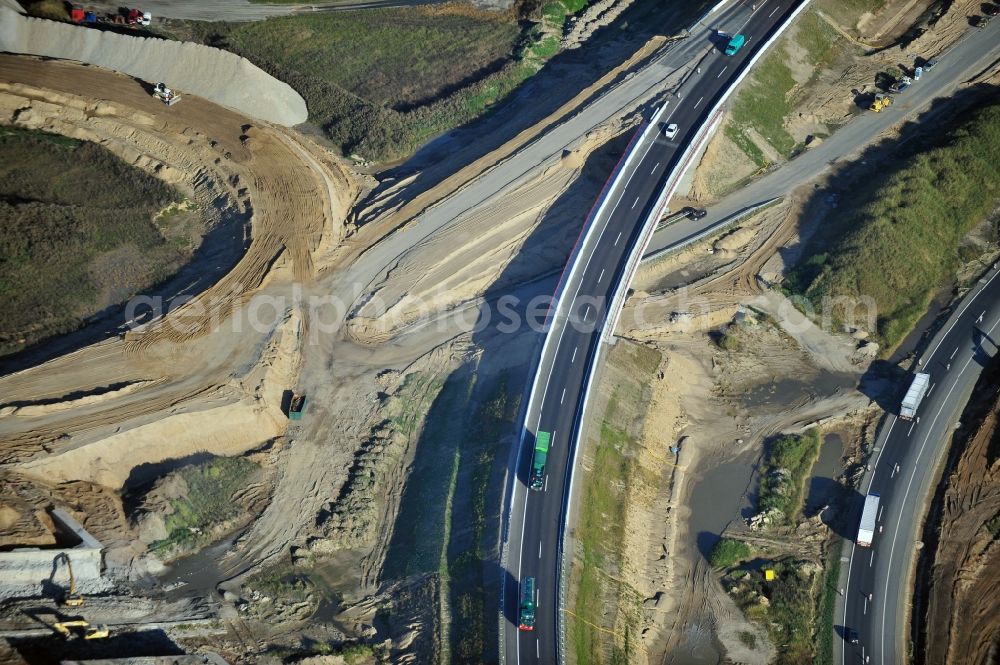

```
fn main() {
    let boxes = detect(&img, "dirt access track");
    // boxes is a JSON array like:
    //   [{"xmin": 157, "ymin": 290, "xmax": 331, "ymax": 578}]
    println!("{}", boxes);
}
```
[{"xmin": 0, "ymin": 55, "xmax": 355, "ymax": 488}]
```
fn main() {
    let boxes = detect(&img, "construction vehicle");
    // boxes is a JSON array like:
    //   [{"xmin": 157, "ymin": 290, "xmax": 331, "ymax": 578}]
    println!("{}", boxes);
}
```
[
  {"xmin": 900, "ymin": 372, "xmax": 930, "ymax": 420},
  {"xmin": 869, "ymin": 93, "xmax": 893, "ymax": 112},
  {"xmin": 518, "ymin": 577, "xmax": 536, "ymax": 631},
  {"xmin": 126, "ymin": 8, "xmax": 152, "ymax": 26},
  {"xmin": 856, "ymin": 492, "xmax": 880, "ymax": 547},
  {"xmin": 70, "ymin": 6, "xmax": 150, "ymax": 26},
  {"xmin": 529, "ymin": 431, "xmax": 550, "ymax": 491},
  {"xmin": 152, "ymin": 83, "xmax": 181, "ymax": 106},
  {"xmin": 53, "ymin": 619, "xmax": 110, "ymax": 640},
  {"xmin": 57, "ymin": 553, "xmax": 84, "ymax": 608},
  {"xmin": 288, "ymin": 393, "xmax": 307, "ymax": 420},
  {"xmin": 890, "ymin": 75, "xmax": 912, "ymax": 93}
]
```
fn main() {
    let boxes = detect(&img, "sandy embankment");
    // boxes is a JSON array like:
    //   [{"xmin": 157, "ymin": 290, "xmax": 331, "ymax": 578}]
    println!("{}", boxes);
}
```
[
  {"xmin": 0, "ymin": 56, "xmax": 359, "ymax": 491},
  {"xmin": 0, "ymin": 6, "xmax": 306, "ymax": 126}
]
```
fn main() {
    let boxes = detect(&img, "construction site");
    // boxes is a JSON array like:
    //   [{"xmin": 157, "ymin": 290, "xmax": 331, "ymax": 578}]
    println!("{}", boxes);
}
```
[{"xmin": 0, "ymin": 0, "xmax": 998, "ymax": 662}]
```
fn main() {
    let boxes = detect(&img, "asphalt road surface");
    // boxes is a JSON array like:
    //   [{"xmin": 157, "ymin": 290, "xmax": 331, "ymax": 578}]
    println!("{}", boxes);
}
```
[
  {"xmin": 501, "ymin": 2, "xmax": 805, "ymax": 663},
  {"xmin": 838, "ymin": 268, "xmax": 1000, "ymax": 665},
  {"xmin": 644, "ymin": 17, "xmax": 1000, "ymax": 259}
]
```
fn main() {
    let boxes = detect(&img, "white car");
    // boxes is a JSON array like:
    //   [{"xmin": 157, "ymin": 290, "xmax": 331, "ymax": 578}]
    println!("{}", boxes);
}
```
[{"xmin": 663, "ymin": 123, "xmax": 679, "ymax": 139}]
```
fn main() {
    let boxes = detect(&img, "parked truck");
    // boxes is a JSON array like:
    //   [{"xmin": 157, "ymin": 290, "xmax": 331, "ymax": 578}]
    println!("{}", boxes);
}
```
[
  {"xmin": 529, "ymin": 431, "xmax": 550, "ymax": 490},
  {"xmin": 900, "ymin": 372, "xmax": 930, "ymax": 420},
  {"xmin": 518, "ymin": 577, "xmax": 536, "ymax": 631},
  {"xmin": 856, "ymin": 492, "xmax": 880, "ymax": 547}
]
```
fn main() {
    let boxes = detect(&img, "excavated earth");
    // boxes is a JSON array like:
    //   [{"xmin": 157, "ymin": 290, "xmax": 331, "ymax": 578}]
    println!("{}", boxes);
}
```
[{"xmin": 919, "ymin": 358, "xmax": 1000, "ymax": 665}]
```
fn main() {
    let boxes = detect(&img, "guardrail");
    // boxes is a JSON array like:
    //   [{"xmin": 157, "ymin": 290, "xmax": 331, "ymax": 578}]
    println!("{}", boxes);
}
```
[{"xmin": 555, "ymin": 0, "xmax": 813, "ymax": 661}]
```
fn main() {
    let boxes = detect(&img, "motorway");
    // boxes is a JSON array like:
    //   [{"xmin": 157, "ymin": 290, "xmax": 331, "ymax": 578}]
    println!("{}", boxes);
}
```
[
  {"xmin": 643, "ymin": 16, "xmax": 1000, "ymax": 259},
  {"xmin": 838, "ymin": 267, "xmax": 1000, "ymax": 665},
  {"xmin": 501, "ymin": 2, "xmax": 805, "ymax": 663}
]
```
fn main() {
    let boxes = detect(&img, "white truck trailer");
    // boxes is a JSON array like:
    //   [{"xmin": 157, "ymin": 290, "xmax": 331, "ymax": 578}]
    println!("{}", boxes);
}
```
[
  {"xmin": 856, "ymin": 492, "xmax": 880, "ymax": 547},
  {"xmin": 900, "ymin": 372, "xmax": 930, "ymax": 420}
]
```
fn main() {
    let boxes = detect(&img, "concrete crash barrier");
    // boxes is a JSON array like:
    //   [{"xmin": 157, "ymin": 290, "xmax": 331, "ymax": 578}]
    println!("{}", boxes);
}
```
[{"xmin": 0, "ymin": 6, "xmax": 308, "ymax": 126}]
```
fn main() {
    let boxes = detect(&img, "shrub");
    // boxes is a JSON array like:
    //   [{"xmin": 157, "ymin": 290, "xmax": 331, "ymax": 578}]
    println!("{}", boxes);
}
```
[{"xmin": 710, "ymin": 538, "xmax": 752, "ymax": 568}]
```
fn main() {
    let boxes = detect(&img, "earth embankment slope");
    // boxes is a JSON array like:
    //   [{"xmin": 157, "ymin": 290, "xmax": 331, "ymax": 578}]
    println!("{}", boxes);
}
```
[
  {"xmin": 0, "ymin": 6, "xmax": 306, "ymax": 126},
  {"xmin": 920, "ymin": 358, "xmax": 1000, "ymax": 665},
  {"xmin": 0, "ymin": 55, "xmax": 355, "ymax": 490}
]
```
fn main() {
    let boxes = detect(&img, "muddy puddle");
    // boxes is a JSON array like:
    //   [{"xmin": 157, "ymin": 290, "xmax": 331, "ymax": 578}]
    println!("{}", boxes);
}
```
[
  {"xmin": 666, "ymin": 450, "xmax": 760, "ymax": 665},
  {"xmin": 805, "ymin": 432, "xmax": 846, "ymax": 514},
  {"xmin": 740, "ymin": 371, "xmax": 856, "ymax": 410}
]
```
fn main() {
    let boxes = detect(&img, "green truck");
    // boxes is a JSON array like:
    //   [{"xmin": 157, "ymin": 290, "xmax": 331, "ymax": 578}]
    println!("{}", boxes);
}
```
[
  {"xmin": 530, "ymin": 431, "xmax": 550, "ymax": 490},
  {"xmin": 518, "ymin": 577, "xmax": 536, "ymax": 631}
]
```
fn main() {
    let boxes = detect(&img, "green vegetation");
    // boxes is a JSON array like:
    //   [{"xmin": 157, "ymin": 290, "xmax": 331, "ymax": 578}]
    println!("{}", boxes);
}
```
[
  {"xmin": 723, "ymin": 558, "xmax": 818, "ymax": 664},
  {"xmin": 727, "ymin": 55, "xmax": 797, "ymax": 165},
  {"xmin": 571, "ymin": 342, "xmax": 661, "ymax": 665},
  {"xmin": 738, "ymin": 630, "xmax": 758, "ymax": 649},
  {"xmin": 785, "ymin": 102, "xmax": 1000, "ymax": 349},
  {"xmin": 815, "ymin": 551, "xmax": 842, "ymax": 665},
  {"xmin": 0, "ymin": 126, "xmax": 184, "ymax": 357},
  {"xmin": 709, "ymin": 538, "xmax": 753, "ymax": 568},
  {"xmin": 171, "ymin": 5, "xmax": 577, "ymax": 162},
  {"xmin": 381, "ymin": 368, "xmax": 520, "ymax": 662},
  {"xmin": 451, "ymin": 373, "xmax": 520, "ymax": 662},
  {"xmin": 726, "ymin": 8, "xmax": 849, "ymax": 168},
  {"xmin": 151, "ymin": 456, "xmax": 259, "ymax": 555},
  {"xmin": 758, "ymin": 429, "xmax": 822, "ymax": 524}
]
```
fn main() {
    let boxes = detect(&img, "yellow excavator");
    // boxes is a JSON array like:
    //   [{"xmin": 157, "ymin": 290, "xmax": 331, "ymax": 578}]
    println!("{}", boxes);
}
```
[
  {"xmin": 58, "ymin": 553, "xmax": 84, "ymax": 608},
  {"xmin": 869, "ymin": 92, "xmax": 893, "ymax": 113},
  {"xmin": 52, "ymin": 619, "xmax": 110, "ymax": 640}
]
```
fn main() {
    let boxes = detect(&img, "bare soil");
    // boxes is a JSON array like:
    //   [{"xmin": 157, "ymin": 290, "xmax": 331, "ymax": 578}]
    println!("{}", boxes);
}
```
[{"xmin": 918, "ymin": 359, "xmax": 1000, "ymax": 665}]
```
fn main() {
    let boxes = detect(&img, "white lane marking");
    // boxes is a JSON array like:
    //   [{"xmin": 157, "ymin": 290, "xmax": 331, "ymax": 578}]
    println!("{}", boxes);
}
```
[
  {"xmin": 925, "ymin": 269, "xmax": 1000, "ymax": 361},
  {"xmin": 694, "ymin": 96, "xmax": 704, "ymax": 109},
  {"xmin": 717, "ymin": 66, "xmax": 727, "ymax": 78},
  {"xmin": 598, "ymin": 268, "xmax": 605, "ymax": 283},
  {"xmin": 584, "ymin": 306, "xmax": 592, "ymax": 322},
  {"xmin": 878, "ymin": 505, "xmax": 884, "ymax": 522},
  {"xmin": 571, "ymin": 346, "xmax": 578, "ymax": 363},
  {"xmin": 870, "ymin": 550, "xmax": 875, "ymax": 567},
  {"xmin": 769, "ymin": 6, "xmax": 779, "ymax": 16},
  {"xmin": 537, "ymin": 590, "xmax": 540, "ymax": 609},
  {"xmin": 560, "ymin": 388, "xmax": 566, "ymax": 404},
  {"xmin": 651, "ymin": 162, "xmax": 660, "ymax": 174},
  {"xmin": 537, "ymin": 640, "xmax": 540, "ymax": 658},
  {"xmin": 863, "ymin": 597, "xmax": 868, "ymax": 615},
  {"xmin": 632, "ymin": 196, "xmax": 640, "ymax": 209},
  {"xmin": 544, "ymin": 476, "xmax": 548, "ymax": 492},
  {"xmin": 879, "ymin": 315, "xmax": 1000, "ymax": 660},
  {"xmin": 927, "ymin": 383, "xmax": 935, "ymax": 397},
  {"xmin": 515, "ymin": 479, "xmax": 529, "ymax": 664},
  {"xmin": 907, "ymin": 421, "xmax": 916, "ymax": 437},
  {"xmin": 614, "ymin": 232, "xmax": 622, "ymax": 246},
  {"xmin": 539, "ymin": 542, "xmax": 542, "ymax": 558}
]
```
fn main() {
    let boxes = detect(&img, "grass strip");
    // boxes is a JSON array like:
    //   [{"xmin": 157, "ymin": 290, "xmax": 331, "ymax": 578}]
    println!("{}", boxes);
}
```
[{"xmin": 784, "ymin": 102, "xmax": 1000, "ymax": 349}]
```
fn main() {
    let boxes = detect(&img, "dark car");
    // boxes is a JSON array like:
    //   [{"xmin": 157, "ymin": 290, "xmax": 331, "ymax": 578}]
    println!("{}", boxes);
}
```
[
  {"xmin": 847, "ymin": 629, "xmax": 860, "ymax": 645},
  {"xmin": 681, "ymin": 207, "xmax": 708, "ymax": 220},
  {"xmin": 972, "ymin": 14, "xmax": 992, "ymax": 27},
  {"xmin": 924, "ymin": 58, "xmax": 938, "ymax": 71},
  {"xmin": 984, "ymin": 4, "xmax": 1000, "ymax": 17}
]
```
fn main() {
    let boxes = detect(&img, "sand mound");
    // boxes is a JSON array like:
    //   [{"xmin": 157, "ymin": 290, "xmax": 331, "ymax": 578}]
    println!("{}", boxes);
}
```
[{"xmin": 0, "ymin": 7, "xmax": 306, "ymax": 126}]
